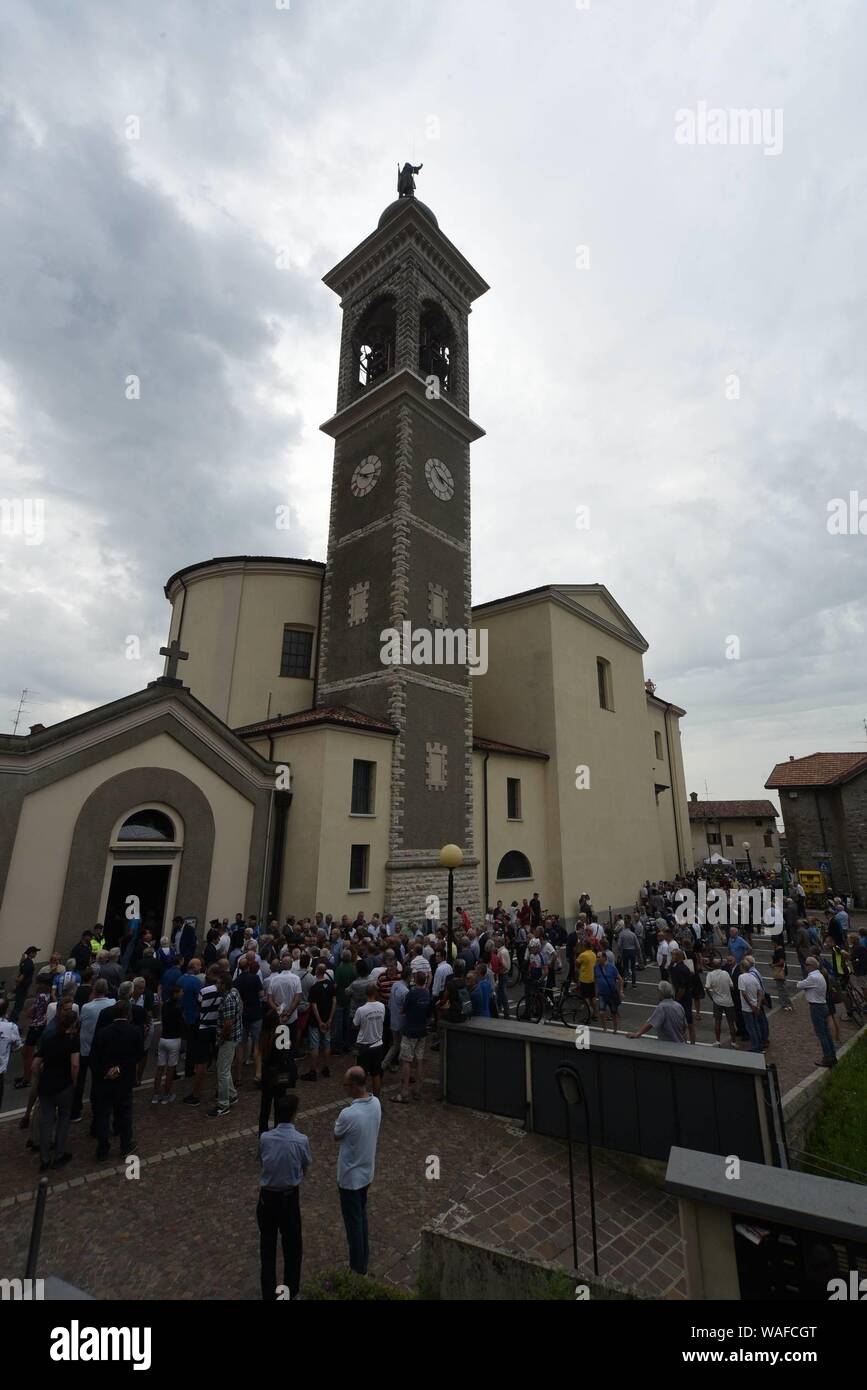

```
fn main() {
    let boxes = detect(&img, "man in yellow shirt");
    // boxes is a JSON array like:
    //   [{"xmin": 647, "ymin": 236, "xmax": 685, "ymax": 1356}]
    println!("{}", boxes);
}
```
[{"xmin": 577, "ymin": 946, "xmax": 598, "ymax": 1020}]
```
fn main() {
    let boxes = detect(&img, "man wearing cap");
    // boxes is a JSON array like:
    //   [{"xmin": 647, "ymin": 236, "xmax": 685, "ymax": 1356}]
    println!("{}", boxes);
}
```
[
  {"xmin": 11, "ymin": 946, "xmax": 39, "ymax": 1024},
  {"xmin": 70, "ymin": 930, "xmax": 94, "ymax": 975}
]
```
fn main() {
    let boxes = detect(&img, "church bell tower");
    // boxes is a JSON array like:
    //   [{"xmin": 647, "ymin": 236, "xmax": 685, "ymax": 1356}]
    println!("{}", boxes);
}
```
[{"xmin": 317, "ymin": 183, "xmax": 488, "ymax": 922}]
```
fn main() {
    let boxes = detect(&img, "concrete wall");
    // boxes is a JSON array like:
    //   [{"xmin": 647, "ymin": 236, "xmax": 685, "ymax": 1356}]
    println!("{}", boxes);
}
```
[
  {"xmin": 473, "ymin": 750, "xmax": 551, "ymax": 912},
  {"xmin": 166, "ymin": 559, "xmax": 323, "ymax": 729},
  {"xmin": 273, "ymin": 725, "xmax": 393, "ymax": 920},
  {"xmin": 417, "ymin": 1227, "xmax": 635, "ymax": 1301}
]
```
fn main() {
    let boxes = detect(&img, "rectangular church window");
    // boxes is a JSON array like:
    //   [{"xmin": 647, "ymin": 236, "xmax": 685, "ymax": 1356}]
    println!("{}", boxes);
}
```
[
  {"xmin": 654, "ymin": 731, "xmax": 663, "ymax": 760},
  {"xmin": 507, "ymin": 777, "xmax": 522, "ymax": 820},
  {"xmin": 597, "ymin": 657, "xmax": 613, "ymax": 710},
  {"xmin": 351, "ymin": 760, "xmax": 376, "ymax": 815},
  {"xmin": 349, "ymin": 843, "xmax": 370, "ymax": 891},
  {"xmin": 280, "ymin": 627, "xmax": 313, "ymax": 679}
]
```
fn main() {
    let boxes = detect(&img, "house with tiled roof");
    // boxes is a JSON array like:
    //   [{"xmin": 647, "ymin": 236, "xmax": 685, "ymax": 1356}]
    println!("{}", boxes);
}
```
[
  {"xmin": 687, "ymin": 794, "xmax": 781, "ymax": 871},
  {"xmin": 766, "ymin": 754, "xmax": 867, "ymax": 905}
]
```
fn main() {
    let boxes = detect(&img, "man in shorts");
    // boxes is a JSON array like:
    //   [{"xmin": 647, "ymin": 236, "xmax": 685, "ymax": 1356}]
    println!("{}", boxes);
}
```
[
  {"xmin": 576, "ymin": 943, "xmax": 598, "ymax": 1021},
  {"xmin": 302, "ymin": 962, "xmax": 335, "ymax": 1082},
  {"xmin": 705, "ymin": 960, "xmax": 738, "ymax": 1046},
  {"xmin": 152, "ymin": 983, "xmax": 184, "ymax": 1104},
  {"xmin": 594, "ymin": 954, "xmax": 622, "ymax": 1033},
  {"xmin": 392, "ymin": 970, "xmax": 430, "ymax": 1104},
  {"xmin": 352, "ymin": 982, "xmax": 385, "ymax": 1097}
]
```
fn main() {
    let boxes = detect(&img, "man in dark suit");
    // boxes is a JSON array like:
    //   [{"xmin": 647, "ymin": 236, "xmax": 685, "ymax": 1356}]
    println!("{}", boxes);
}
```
[{"xmin": 89, "ymin": 998, "xmax": 144, "ymax": 1159}]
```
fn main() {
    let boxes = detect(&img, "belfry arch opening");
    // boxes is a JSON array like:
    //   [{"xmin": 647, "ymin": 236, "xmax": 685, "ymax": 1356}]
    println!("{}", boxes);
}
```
[
  {"xmin": 354, "ymin": 297, "xmax": 396, "ymax": 388},
  {"xmin": 418, "ymin": 301, "xmax": 454, "ymax": 394}
]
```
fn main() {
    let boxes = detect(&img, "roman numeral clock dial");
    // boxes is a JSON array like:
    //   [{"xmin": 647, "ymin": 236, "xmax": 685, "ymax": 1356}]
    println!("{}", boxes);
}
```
[
  {"xmin": 425, "ymin": 457, "xmax": 454, "ymax": 500},
  {"xmin": 350, "ymin": 455, "xmax": 382, "ymax": 497}
]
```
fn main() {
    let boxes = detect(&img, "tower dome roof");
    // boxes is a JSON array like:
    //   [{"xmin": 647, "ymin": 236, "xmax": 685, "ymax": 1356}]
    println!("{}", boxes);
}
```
[{"xmin": 378, "ymin": 197, "xmax": 439, "ymax": 230}]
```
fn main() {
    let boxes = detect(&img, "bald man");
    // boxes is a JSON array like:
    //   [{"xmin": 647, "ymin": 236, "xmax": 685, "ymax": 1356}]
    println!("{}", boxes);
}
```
[{"xmin": 333, "ymin": 1066, "xmax": 381, "ymax": 1275}]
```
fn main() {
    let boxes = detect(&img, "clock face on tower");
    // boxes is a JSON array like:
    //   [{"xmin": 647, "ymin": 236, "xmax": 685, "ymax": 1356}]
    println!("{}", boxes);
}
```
[
  {"xmin": 425, "ymin": 457, "xmax": 455, "ymax": 501},
  {"xmin": 350, "ymin": 455, "xmax": 382, "ymax": 497}
]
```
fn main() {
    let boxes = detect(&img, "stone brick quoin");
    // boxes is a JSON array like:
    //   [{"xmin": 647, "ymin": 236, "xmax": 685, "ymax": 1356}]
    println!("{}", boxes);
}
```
[{"xmin": 385, "ymin": 863, "xmax": 481, "ymax": 925}]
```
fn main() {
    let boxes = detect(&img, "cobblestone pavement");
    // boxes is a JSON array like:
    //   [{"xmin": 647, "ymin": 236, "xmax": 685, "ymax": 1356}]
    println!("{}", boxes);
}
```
[
  {"xmin": 0, "ymin": 1062, "xmax": 684, "ymax": 1300},
  {"xmin": 434, "ymin": 1130, "xmax": 686, "ymax": 1298}
]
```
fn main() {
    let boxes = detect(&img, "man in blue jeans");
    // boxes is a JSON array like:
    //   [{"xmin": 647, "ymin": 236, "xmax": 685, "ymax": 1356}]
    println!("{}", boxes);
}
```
[
  {"xmin": 334, "ymin": 1066, "xmax": 381, "ymax": 1275},
  {"xmin": 737, "ymin": 958, "xmax": 766, "ymax": 1052},
  {"xmin": 796, "ymin": 957, "xmax": 837, "ymax": 1068}
]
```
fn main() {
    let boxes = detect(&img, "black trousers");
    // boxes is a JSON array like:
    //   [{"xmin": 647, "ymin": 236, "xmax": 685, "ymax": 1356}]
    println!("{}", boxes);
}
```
[
  {"xmin": 257, "ymin": 1187, "xmax": 302, "ymax": 1300},
  {"xmin": 71, "ymin": 1054, "xmax": 90, "ymax": 1119},
  {"xmin": 92, "ymin": 1082, "xmax": 134, "ymax": 1155}
]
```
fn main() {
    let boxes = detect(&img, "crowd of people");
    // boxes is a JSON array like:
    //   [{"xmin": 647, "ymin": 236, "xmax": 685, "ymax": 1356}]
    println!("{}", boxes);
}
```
[{"xmin": 0, "ymin": 880, "xmax": 864, "ymax": 1297}]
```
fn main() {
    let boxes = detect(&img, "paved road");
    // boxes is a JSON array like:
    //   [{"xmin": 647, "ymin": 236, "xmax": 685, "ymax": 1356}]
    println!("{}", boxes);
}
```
[{"xmin": 503, "ymin": 932, "xmax": 786, "ymax": 1049}]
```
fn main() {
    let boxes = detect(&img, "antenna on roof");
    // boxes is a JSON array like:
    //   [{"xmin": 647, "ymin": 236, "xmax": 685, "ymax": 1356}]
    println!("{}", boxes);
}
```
[{"xmin": 11, "ymin": 688, "xmax": 36, "ymax": 736}]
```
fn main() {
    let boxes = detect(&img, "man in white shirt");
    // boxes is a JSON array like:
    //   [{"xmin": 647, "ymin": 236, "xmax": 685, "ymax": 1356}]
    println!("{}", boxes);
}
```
[
  {"xmin": 334, "ymin": 1066, "xmax": 382, "ymax": 1275},
  {"xmin": 737, "ymin": 958, "xmax": 765, "ymax": 1053},
  {"xmin": 656, "ymin": 933, "xmax": 673, "ymax": 981},
  {"xmin": 431, "ymin": 951, "xmax": 453, "ymax": 1004},
  {"xmin": 0, "ymin": 999, "xmax": 22, "ymax": 1110},
  {"xmin": 705, "ymin": 965, "xmax": 737, "ymax": 1046},
  {"xmin": 265, "ymin": 963, "xmax": 302, "ymax": 1034},
  {"xmin": 352, "ymin": 983, "xmax": 386, "ymax": 1097},
  {"xmin": 796, "ymin": 957, "xmax": 837, "ymax": 1068}
]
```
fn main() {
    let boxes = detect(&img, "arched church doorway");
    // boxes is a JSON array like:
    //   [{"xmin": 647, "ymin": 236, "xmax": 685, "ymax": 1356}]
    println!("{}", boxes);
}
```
[{"xmin": 99, "ymin": 806, "xmax": 183, "ymax": 949}]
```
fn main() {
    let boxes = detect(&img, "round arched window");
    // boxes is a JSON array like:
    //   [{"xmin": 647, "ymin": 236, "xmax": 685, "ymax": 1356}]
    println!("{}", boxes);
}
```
[
  {"xmin": 117, "ymin": 809, "xmax": 176, "ymax": 842},
  {"xmin": 496, "ymin": 850, "xmax": 532, "ymax": 880}
]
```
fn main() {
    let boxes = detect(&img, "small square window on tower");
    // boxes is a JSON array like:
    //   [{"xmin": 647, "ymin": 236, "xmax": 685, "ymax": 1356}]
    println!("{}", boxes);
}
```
[
  {"xmin": 348, "ymin": 581, "xmax": 370, "ymax": 627},
  {"xmin": 426, "ymin": 741, "xmax": 447, "ymax": 791},
  {"xmin": 428, "ymin": 582, "xmax": 448, "ymax": 627}
]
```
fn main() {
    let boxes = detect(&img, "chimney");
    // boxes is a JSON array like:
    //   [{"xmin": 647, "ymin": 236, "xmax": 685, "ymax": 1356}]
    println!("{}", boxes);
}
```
[
  {"xmin": 689, "ymin": 791, "xmax": 698, "ymax": 802},
  {"xmin": 789, "ymin": 755, "xmax": 795, "ymax": 761},
  {"xmin": 29, "ymin": 723, "xmax": 45, "ymax": 734}
]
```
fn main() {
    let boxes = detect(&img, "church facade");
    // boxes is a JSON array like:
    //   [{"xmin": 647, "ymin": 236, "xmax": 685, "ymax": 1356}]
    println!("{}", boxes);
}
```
[{"xmin": 0, "ymin": 195, "xmax": 690, "ymax": 971}]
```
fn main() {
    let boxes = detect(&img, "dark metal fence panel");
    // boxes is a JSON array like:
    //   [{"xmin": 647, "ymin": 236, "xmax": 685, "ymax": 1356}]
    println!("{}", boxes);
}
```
[{"xmin": 444, "ymin": 1020, "xmax": 773, "ymax": 1164}]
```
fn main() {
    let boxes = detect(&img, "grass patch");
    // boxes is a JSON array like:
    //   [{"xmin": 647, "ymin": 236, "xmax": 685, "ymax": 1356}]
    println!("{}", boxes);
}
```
[
  {"xmin": 301, "ymin": 1269, "xmax": 415, "ymax": 1301},
  {"xmin": 802, "ymin": 1033, "xmax": 867, "ymax": 1184}
]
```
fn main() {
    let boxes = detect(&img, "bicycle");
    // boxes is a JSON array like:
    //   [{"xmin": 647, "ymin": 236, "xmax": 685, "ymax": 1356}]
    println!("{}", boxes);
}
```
[
  {"xmin": 844, "ymin": 978, "xmax": 865, "ymax": 1028},
  {"xmin": 515, "ymin": 980, "xmax": 590, "ymax": 1028}
]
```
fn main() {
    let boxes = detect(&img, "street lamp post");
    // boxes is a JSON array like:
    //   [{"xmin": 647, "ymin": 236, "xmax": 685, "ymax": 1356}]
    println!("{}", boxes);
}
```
[
  {"xmin": 742, "ymin": 841, "xmax": 753, "ymax": 879},
  {"xmin": 554, "ymin": 1065, "xmax": 600, "ymax": 1277},
  {"xmin": 439, "ymin": 844, "xmax": 463, "ymax": 963}
]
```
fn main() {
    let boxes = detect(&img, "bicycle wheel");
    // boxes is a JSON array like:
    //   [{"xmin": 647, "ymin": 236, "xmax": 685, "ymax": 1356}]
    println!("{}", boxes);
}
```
[
  {"xmin": 515, "ymin": 995, "xmax": 529, "ymax": 1022},
  {"xmin": 557, "ymin": 989, "xmax": 581, "ymax": 1027},
  {"xmin": 508, "ymin": 958, "xmax": 520, "ymax": 986},
  {"xmin": 529, "ymin": 990, "xmax": 545, "ymax": 1024}
]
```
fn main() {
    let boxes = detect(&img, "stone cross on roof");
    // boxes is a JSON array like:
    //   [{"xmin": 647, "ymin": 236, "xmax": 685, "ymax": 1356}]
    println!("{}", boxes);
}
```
[{"xmin": 159, "ymin": 639, "xmax": 189, "ymax": 682}]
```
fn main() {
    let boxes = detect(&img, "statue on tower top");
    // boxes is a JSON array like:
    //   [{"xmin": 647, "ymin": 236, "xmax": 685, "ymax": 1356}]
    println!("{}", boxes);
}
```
[{"xmin": 397, "ymin": 161, "xmax": 423, "ymax": 198}]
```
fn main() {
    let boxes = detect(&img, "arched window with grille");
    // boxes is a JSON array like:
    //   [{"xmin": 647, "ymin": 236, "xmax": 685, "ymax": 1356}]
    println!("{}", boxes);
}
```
[{"xmin": 496, "ymin": 850, "xmax": 532, "ymax": 880}]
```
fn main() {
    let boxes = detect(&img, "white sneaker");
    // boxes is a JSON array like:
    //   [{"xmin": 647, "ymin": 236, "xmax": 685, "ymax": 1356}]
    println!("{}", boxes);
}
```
[{"xmin": 151, "ymin": 1094, "xmax": 162, "ymax": 1105}]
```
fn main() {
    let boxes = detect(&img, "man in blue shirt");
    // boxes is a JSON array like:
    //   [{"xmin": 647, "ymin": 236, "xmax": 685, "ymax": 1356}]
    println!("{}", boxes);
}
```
[
  {"xmin": 178, "ymin": 960, "xmax": 203, "ymax": 1079},
  {"xmin": 727, "ymin": 927, "xmax": 750, "ymax": 965},
  {"xmin": 470, "ymin": 963, "xmax": 493, "ymax": 1018},
  {"xmin": 392, "ymin": 970, "xmax": 429, "ymax": 1104},
  {"xmin": 334, "ymin": 1067, "xmax": 381, "ymax": 1275},
  {"xmin": 257, "ymin": 1093, "xmax": 311, "ymax": 1301}
]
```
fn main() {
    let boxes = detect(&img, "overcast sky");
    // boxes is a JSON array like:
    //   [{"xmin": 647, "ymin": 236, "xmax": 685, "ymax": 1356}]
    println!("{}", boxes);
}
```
[{"xmin": 2, "ymin": 0, "xmax": 866, "ymax": 813}]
